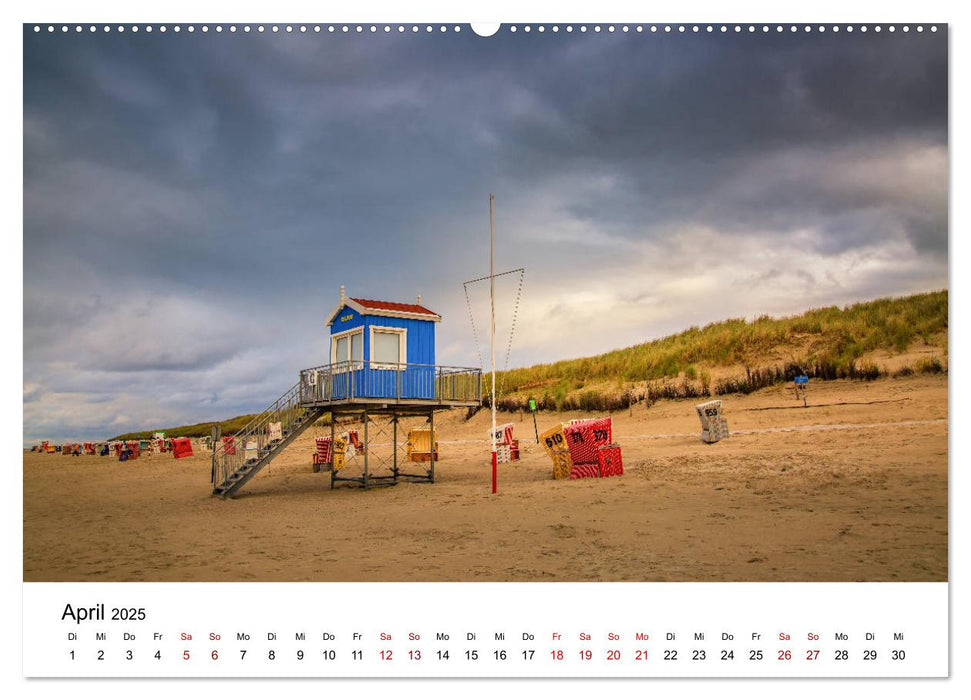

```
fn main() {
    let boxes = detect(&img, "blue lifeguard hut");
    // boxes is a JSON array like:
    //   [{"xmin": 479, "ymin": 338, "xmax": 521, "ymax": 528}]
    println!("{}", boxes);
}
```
[
  {"xmin": 210, "ymin": 285, "xmax": 482, "ymax": 497},
  {"xmin": 322, "ymin": 285, "xmax": 440, "ymax": 401}
]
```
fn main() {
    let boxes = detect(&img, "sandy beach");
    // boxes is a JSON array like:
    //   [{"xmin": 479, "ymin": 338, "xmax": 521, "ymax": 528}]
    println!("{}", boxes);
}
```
[{"xmin": 23, "ymin": 375, "xmax": 947, "ymax": 582}]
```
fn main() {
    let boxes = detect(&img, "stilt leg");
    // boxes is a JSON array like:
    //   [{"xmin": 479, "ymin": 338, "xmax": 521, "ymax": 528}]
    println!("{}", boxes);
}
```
[
  {"xmin": 429, "ymin": 410, "xmax": 435, "ymax": 484},
  {"xmin": 393, "ymin": 416, "xmax": 399, "ymax": 483},
  {"xmin": 363, "ymin": 410, "xmax": 369, "ymax": 490},
  {"xmin": 330, "ymin": 413, "xmax": 336, "ymax": 489}
]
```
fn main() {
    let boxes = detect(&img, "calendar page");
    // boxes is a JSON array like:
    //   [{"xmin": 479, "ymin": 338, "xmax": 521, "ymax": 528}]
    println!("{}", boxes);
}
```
[{"xmin": 15, "ymin": 0, "xmax": 961, "ymax": 695}]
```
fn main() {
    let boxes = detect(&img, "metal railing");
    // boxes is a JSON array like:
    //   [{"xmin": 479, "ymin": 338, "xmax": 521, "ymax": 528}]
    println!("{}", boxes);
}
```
[
  {"xmin": 299, "ymin": 360, "xmax": 482, "ymax": 405},
  {"xmin": 211, "ymin": 381, "xmax": 311, "ymax": 489}
]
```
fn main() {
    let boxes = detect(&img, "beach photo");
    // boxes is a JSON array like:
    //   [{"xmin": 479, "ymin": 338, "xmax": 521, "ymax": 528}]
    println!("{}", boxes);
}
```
[{"xmin": 23, "ymin": 23, "xmax": 947, "ymax": 583}]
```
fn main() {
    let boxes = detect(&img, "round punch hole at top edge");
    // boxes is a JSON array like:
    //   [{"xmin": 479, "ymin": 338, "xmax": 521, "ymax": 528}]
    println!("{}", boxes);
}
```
[{"xmin": 471, "ymin": 22, "xmax": 501, "ymax": 37}]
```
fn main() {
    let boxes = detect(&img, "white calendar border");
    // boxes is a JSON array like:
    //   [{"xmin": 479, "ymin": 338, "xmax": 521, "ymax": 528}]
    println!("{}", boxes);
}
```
[{"xmin": 5, "ymin": 0, "xmax": 964, "ymax": 696}]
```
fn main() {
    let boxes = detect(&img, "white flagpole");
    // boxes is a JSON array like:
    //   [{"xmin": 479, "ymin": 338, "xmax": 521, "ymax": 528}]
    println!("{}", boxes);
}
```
[{"xmin": 490, "ymin": 194, "xmax": 497, "ymax": 494}]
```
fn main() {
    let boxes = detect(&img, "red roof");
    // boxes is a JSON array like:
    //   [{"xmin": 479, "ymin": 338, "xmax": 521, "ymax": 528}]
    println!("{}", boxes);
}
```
[{"xmin": 350, "ymin": 297, "xmax": 439, "ymax": 316}]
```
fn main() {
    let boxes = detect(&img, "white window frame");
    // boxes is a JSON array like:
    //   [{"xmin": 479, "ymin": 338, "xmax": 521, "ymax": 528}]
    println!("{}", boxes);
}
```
[
  {"xmin": 331, "ymin": 327, "xmax": 364, "ymax": 371},
  {"xmin": 369, "ymin": 325, "xmax": 407, "ymax": 370}
]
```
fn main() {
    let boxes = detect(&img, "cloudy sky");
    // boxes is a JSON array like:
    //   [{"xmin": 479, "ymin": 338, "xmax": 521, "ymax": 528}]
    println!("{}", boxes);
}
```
[{"xmin": 23, "ymin": 25, "xmax": 947, "ymax": 443}]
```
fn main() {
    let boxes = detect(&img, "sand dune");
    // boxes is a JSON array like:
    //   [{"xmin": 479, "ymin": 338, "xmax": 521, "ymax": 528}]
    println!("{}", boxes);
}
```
[{"xmin": 23, "ymin": 375, "xmax": 947, "ymax": 582}]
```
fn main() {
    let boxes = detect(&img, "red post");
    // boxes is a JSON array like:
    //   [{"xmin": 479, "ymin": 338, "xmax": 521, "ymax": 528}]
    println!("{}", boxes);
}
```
[{"xmin": 492, "ymin": 450, "xmax": 498, "ymax": 494}]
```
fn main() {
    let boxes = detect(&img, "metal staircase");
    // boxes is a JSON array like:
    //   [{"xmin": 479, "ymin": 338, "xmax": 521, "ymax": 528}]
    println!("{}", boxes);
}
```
[{"xmin": 211, "ymin": 382, "xmax": 325, "ymax": 498}]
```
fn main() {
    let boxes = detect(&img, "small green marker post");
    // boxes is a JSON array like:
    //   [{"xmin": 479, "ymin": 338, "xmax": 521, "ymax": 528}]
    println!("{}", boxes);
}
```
[{"xmin": 529, "ymin": 398, "xmax": 539, "ymax": 443}]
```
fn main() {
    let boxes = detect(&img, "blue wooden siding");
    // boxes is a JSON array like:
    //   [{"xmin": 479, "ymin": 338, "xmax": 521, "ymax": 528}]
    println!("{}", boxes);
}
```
[
  {"xmin": 328, "ymin": 306, "xmax": 437, "ymax": 400},
  {"xmin": 361, "ymin": 314, "xmax": 436, "ymax": 366}
]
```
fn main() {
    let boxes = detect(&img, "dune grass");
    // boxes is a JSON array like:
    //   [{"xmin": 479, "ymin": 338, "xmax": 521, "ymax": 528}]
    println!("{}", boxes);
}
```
[{"xmin": 492, "ymin": 290, "xmax": 947, "ymax": 411}]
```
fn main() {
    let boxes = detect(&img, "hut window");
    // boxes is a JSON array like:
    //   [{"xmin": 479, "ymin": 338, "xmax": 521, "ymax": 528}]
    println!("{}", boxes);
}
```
[
  {"xmin": 332, "ymin": 329, "xmax": 364, "ymax": 368},
  {"xmin": 335, "ymin": 336, "xmax": 348, "ymax": 365},
  {"xmin": 370, "ymin": 326, "xmax": 407, "ymax": 368}
]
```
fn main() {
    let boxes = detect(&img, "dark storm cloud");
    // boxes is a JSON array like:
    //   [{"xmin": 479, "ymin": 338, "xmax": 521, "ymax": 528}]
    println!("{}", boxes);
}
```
[{"xmin": 23, "ymin": 26, "xmax": 947, "ymax": 443}]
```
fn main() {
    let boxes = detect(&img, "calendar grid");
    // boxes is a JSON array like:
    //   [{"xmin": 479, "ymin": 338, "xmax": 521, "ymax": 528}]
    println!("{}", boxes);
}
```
[{"xmin": 23, "ymin": 582, "xmax": 948, "ymax": 678}]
